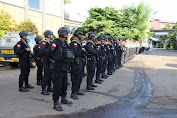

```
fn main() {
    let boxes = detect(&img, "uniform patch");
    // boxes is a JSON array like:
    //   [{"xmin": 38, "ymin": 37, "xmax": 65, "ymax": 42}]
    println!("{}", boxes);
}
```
[
  {"xmin": 17, "ymin": 44, "xmax": 21, "ymax": 48},
  {"xmin": 108, "ymin": 45, "xmax": 110, "ymax": 48},
  {"xmin": 42, "ymin": 42, "xmax": 46, "ymax": 45},
  {"xmin": 92, "ymin": 45, "xmax": 94, "ymax": 48},
  {"xmin": 115, "ymin": 44, "xmax": 116, "ymax": 46},
  {"xmin": 74, "ymin": 43, "xmax": 78, "ymax": 47},
  {"xmin": 51, "ymin": 43, "xmax": 57, "ymax": 48},
  {"xmin": 98, "ymin": 45, "xmax": 101, "ymax": 48},
  {"xmin": 38, "ymin": 46, "xmax": 40, "ymax": 49}
]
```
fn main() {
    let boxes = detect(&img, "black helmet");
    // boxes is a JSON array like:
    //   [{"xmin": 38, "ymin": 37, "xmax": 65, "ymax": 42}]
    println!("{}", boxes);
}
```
[
  {"xmin": 35, "ymin": 36, "xmax": 43, "ymax": 44},
  {"xmin": 73, "ymin": 29, "xmax": 83, "ymax": 37},
  {"xmin": 104, "ymin": 35, "xmax": 109, "ymax": 39},
  {"xmin": 118, "ymin": 38, "xmax": 123, "ymax": 41},
  {"xmin": 58, "ymin": 27, "xmax": 70, "ymax": 36},
  {"xmin": 19, "ymin": 31, "xmax": 28, "ymax": 37},
  {"xmin": 113, "ymin": 37, "xmax": 118, "ymax": 41},
  {"xmin": 97, "ymin": 36, "xmax": 104, "ymax": 41},
  {"xmin": 81, "ymin": 37, "xmax": 85, "ymax": 41},
  {"xmin": 108, "ymin": 37, "xmax": 113, "ymax": 41},
  {"xmin": 88, "ymin": 32, "xmax": 96, "ymax": 39},
  {"xmin": 44, "ymin": 30, "xmax": 53, "ymax": 37}
]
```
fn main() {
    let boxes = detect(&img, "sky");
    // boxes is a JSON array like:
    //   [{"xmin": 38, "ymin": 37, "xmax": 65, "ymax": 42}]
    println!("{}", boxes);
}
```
[{"xmin": 64, "ymin": 0, "xmax": 177, "ymax": 23}]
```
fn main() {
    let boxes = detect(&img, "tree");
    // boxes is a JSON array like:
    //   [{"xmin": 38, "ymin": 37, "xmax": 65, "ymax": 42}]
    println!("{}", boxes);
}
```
[
  {"xmin": 81, "ymin": 1, "xmax": 152, "ymax": 41},
  {"xmin": 17, "ymin": 19, "xmax": 39, "ymax": 35},
  {"xmin": 0, "ymin": 9, "xmax": 17, "ymax": 39},
  {"xmin": 64, "ymin": 0, "xmax": 70, "ymax": 4}
]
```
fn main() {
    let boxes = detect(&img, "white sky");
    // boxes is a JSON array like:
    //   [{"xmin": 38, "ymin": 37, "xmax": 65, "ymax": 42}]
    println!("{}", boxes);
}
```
[{"xmin": 64, "ymin": 0, "xmax": 177, "ymax": 23}]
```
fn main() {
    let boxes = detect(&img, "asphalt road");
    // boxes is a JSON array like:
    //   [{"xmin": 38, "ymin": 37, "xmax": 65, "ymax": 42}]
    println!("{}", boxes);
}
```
[{"xmin": 1, "ymin": 49, "xmax": 177, "ymax": 118}]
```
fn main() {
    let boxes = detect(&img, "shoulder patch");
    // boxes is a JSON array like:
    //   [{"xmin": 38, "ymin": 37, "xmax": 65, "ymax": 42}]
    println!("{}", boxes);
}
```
[
  {"xmin": 92, "ymin": 45, "xmax": 94, "ymax": 48},
  {"xmin": 51, "ymin": 43, "xmax": 57, "ymax": 48},
  {"xmin": 38, "ymin": 45, "xmax": 40, "ymax": 49},
  {"xmin": 74, "ymin": 43, "xmax": 78, "ymax": 47},
  {"xmin": 42, "ymin": 42, "xmax": 46, "ymax": 45},
  {"xmin": 97, "ymin": 45, "xmax": 101, "ymax": 48},
  {"xmin": 17, "ymin": 44, "xmax": 21, "ymax": 48}
]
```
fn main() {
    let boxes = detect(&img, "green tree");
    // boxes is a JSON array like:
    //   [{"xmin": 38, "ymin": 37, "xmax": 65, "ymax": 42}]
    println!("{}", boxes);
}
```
[
  {"xmin": 0, "ymin": 9, "xmax": 17, "ymax": 39},
  {"xmin": 17, "ymin": 19, "xmax": 39, "ymax": 35},
  {"xmin": 64, "ymin": 0, "xmax": 70, "ymax": 4}
]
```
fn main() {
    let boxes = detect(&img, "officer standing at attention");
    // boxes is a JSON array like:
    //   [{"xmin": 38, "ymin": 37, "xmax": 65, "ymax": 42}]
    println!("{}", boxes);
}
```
[
  {"xmin": 47, "ymin": 27, "xmax": 72, "ymax": 111},
  {"xmin": 16, "ymin": 31, "xmax": 34, "ymax": 92},
  {"xmin": 101, "ymin": 35, "xmax": 109, "ymax": 79},
  {"xmin": 33, "ymin": 36, "xmax": 43, "ymax": 85},
  {"xmin": 95, "ymin": 36, "xmax": 105, "ymax": 84},
  {"xmin": 107, "ymin": 37, "xmax": 113, "ymax": 75},
  {"xmin": 40, "ymin": 30, "xmax": 54, "ymax": 95},
  {"xmin": 70, "ymin": 29, "xmax": 86, "ymax": 100},
  {"xmin": 85, "ymin": 32, "xmax": 98, "ymax": 90}
]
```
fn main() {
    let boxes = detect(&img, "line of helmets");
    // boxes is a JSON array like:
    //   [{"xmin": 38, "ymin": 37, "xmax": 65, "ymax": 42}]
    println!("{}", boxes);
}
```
[{"xmin": 19, "ymin": 27, "xmax": 123, "ymax": 45}]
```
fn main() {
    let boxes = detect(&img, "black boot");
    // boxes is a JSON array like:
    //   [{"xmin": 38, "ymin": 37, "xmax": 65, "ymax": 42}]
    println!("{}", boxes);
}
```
[
  {"xmin": 86, "ymin": 86, "xmax": 95, "ymax": 90},
  {"xmin": 107, "ymin": 72, "xmax": 112, "ymax": 75},
  {"xmin": 76, "ymin": 90, "xmax": 86, "ymax": 95},
  {"xmin": 53, "ymin": 100, "xmax": 63, "ymax": 111},
  {"xmin": 41, "ymin": 89, "xmax": 50, "ymax": 95},
  {"xmin": 95, "ymin": 80, "xmax": 102, "ymax": 84},
  {"xmin": 47, "ymin": 87, "xmax": 53, "ymax": 92},
  {"xmin": 36, "ymin": 81, "xmax": 42, "ymax": 85},
  {"xmin": 61, "ymin": 97, "xmax": 73, "ymax": 104},
  {"xmin": 71, "ymin": 92, "xmax": 79, "ymax": 99},
  {"xmin": 25, "ymin": 84, "xmax": 34, "ymax": 89},
  {"xmin": 19, "ymin": 87, "xmax": 29, "ymax": 92},
  {"xmin": 91, "ymin": 83, "xmax": 97, "ymax": 87},
  {"xmin": 98, "ymin": 79, "xmax": 104, "ymax": 82}
]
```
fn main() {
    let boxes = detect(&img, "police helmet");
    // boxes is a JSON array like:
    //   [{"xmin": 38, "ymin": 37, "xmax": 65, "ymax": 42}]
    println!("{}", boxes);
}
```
[
  {"xmin": 70, "ymin": 36, "xmax": 75, "ymax": 41},
  {"xmin": 35, "ymin": 36, "xmax": 43, "ymax": 44},
  {"xmin": 97, "ymin": 36, "xmax": 104, "ymax": 41},
  {"xmin": 44, "ymin": 30, "xmax": 53, "ymax": 37},
  {"xmin": 19, "ymin": 31, "xmax": 28, "ymax": 37},
  {"xmin": 53, "ymin": 35, "xmax": 56, "ymax": 39},
  {"xmin": 108, "ymin": 37, "xmax": 113, "ymax": 41},
  {"xmin": 81, "ymin": 37, "xmax": 85, "ymax": 41},
  {"xmin": 104, "ymin": 35, "xmax": 109, "ymax": 39},
  {"xmin": 73, "ymin": 29, "xmax": 83, "ymax": 37},
  {"xmin": 88, "ymin": 32, "xmax": 96, "ymax": 39},
  {"xmin": 58, "ymin": 27, "xmax": 70, "ymax": 36},
  {"xmin": 113, "ymin": 37, "xmax": 118, "ymax": 41}
]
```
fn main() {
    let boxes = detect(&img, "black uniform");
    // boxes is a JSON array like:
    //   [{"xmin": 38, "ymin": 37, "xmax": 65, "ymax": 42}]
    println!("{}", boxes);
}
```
[
  {"xmin": 101, "ymin": 43, "xmax": 108, "ymax": 77},
  {"xmin": 107, "ymin": 43, "xmax": 113, "ymax": 74},
  {"xmin": 95, "ymin": 43, "xmax": 104, "ymax": 81},
  {"xmin": 85, "ymin": 42, "xmax": 97, "ymax": 88},
  {"xmin": 16, "ymin": 40, "xmax": 30, "ymax": 89},
  {"xmin": 33, "ymin": 44, "xmax": 43, "ymax": 84},
  {"xmin": 70, "ymin": 40, "xmax": 84, "ymax": 93},
  {"xmin": 40, "ymin": 40, "xmax": 52, "ymax": 92},
  {"xmin": 112, "ymin": 41, "xmax": 118, "ymax": 69},
  {"xmin": 47, "ymin": 38, "xmax": 70, "ymax": 102}
]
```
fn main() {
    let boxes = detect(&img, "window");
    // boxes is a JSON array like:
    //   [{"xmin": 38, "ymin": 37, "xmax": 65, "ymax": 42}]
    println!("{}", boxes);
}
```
[{"xmin": 28, "ymin": 0, "xmax": 40, "ymax": 10}]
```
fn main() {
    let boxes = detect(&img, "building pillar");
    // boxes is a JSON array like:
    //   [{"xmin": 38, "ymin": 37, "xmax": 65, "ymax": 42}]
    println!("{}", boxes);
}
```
[
  {"xmin": 61, "ymin": 0, "xmax": 64, "ymax": 27},
  {"xmin": 24, "ymin": 0, "xmax": 28, "ymax": 19},
  {"xmin": 42, "ymin": 0, "xmax": 46, "ymax": 32}
]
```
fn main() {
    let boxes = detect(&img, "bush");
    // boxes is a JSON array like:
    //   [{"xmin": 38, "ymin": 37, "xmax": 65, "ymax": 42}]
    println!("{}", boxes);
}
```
[{"xmin": 17, "ymin": 19, "xmax": 39, "ymax": 35}]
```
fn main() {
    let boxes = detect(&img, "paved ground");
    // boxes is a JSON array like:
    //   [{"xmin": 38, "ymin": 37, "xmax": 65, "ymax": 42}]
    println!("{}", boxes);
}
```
[{"xmin": 1, "ymin": 49, "xmax": 177, "ymax": 118}]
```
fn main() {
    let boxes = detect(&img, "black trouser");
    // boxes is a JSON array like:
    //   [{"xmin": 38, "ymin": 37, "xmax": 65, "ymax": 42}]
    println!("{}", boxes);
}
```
[
  {"xmin": 53, "ymin": 66, "xmax": 68, "ymax": 101},
  {"xmin": 35, "ymin": 60, "xmax": 43, "ymax": 83},
  {"xmin": 107, "ymin": 54, "xmax": 113, "ymax": 73},
  {"xmin": 87, "ymin": 61, "xmax": 96, "ymax": 87},
  {"xmin": 111, "ymin": 54, "xmax": 115, "ymax": 70},
  {"xmin": 71, "ymin": 60, "xmax": 83, "ymax": 92},
  {"xmin": 19, "ymin": 58, "xmax": 30, "ymax": 88},
  {"xmin": 41, "ymin": 58, "xmax": 52, "ymax": 90},
  {"xmin": 96, "ymin": 57, "xmax": 103, "ymax": 80},
  {"xmin": 102, "ymin": 57, "xmax": 107, "ymax": 75},
  {"xmin": 118, "ymin": 52, "xmax": 122, "ymax": 67}
]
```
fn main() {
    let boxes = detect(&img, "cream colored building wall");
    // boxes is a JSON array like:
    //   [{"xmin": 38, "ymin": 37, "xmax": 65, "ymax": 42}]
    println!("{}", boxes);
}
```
[
  {"xmin": 46, "ymin": 14, "xmax": 62, "ymax": 36},
  {"xmin": 28, "ymin": 10, "xmax": 43, "ymax": 34},
  {"xmin": 0, "ymin": 2, "xmax": 25, "ymax": 24}
]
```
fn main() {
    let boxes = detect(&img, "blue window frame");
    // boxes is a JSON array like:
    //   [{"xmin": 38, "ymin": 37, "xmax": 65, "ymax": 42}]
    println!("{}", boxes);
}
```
[{"xmin": 28, "ymin": 0, "xmax": 40, "ymax": 10}]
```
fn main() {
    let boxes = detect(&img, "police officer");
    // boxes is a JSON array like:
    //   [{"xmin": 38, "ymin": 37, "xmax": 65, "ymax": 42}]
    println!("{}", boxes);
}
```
[
  {"xmin": 47, "ymin": 27, "xmax": 73, "ymax": 111},
  {"xmin": 16, "ymin": 31, "xmax": 34, "ymax": 92},
  {"xmin": 70, "ymin": 29, "xmax": 86, "ymax": 100},
  {"xmin": 101, "ymin": 35, "xmax": 109, "ymax": 79},
  {"xmin": 112, "ymin": 37, "xmax": 119, "ymax": 69},
  {"xmin": 33, "ymin": 36, "xmax": 43, "ymax": 85},
  {"xmin": 95, "ymin": 36, "xmax": 105, "ymax": 83},
  {"xmin": 107, "ymin": 37, "xmax": 113, "ymax": 75},
  {"xmin": 117, "ymin": 38, "xmax": 123, "ymax": 68},
  {"xmin": 40, "ymin": 30, "xmax": 54, "ymax": 95},
  {"xmin": 85, "ymin": 32, "xmax": 98, "ymax": 90}
]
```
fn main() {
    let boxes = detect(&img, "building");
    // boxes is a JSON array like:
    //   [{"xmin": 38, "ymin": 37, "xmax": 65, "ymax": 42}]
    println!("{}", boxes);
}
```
[
  {"xmin": 0, "ymin": 0, "xmax": 64, "ymax": 35},
  {"xmin": 150, "ymin": 19, "xmax": 176, "ymax": 30}
]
